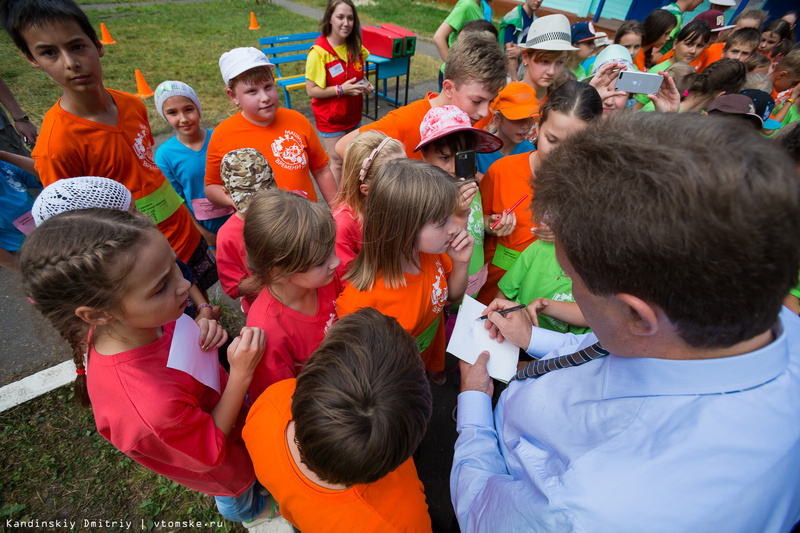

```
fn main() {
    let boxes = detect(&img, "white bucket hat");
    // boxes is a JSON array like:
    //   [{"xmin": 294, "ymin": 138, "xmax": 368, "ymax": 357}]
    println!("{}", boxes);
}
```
[
  {"xmin": 32, "ymin": 176, "xmax": 133, "ymax": 226},
  {"xmin": 586, "ymin": 44, "xmax": 635, "ymax": 80},
  {"xmin": 520, "ymin": 14, "xmax": 578, "ymax": 51}
]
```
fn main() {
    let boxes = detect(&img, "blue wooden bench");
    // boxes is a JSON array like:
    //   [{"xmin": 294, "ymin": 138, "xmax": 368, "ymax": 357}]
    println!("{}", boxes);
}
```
[{"xmin": 259, "ymin": 31, "xmax": 320, "ymax": 109}]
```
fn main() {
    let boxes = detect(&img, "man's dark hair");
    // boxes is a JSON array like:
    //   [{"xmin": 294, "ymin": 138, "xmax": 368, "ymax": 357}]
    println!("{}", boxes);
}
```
[
  {"xmin": 533, "ymin": 112, "xmax": 800, "ymax": 348},
  {"xmin": 1, "ymin": 0, "xmax": 99, "ymax": 59}
]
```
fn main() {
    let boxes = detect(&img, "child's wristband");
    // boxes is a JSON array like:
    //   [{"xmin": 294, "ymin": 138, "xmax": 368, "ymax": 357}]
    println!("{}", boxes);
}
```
[{"xmin": 336, "ymin": 85, "xmax": 343, "ymax": 97}]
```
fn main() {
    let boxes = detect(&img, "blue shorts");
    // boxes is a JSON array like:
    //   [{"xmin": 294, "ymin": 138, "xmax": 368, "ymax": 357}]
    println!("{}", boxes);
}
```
[
  {"xmin": 317, "ymin": 123, "xmax": 361, "ymax": 138},
  {"xmin": 214, "ymin": 481, "xmax": 267, "ymax": 522}
]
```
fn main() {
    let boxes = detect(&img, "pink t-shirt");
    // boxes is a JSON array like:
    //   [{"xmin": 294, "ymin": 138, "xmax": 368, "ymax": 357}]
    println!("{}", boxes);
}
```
[
  {"xmin": 245, "ymin": 273, "xmax": 343, "ymax": 402},
  {"xmin": 216, "ymin": 214, "xmax": 257, "ymax": 315},
  {"xmin": 87, "ymin": 321, "xmax": 255, "ymax": 497},
  {"xmin": 333, "ymin": 203, "xmax": 362, "ymax": 279}
]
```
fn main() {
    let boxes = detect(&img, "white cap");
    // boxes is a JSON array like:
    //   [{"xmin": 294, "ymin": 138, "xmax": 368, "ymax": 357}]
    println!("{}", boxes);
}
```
[
  {"xmin": 154, "ymin": 81, "xmax": 202, "ymax": 121},
  {"xmin": 219, "ymin": 47, "xmax": 274, "ymax": 86},
  {"xmin": 520, "ymin": 15, "xmax": 579, "ymax": 51},
  {"xmin": 32, "ymin": 177, "xmax": 133, "ymax": 226}
]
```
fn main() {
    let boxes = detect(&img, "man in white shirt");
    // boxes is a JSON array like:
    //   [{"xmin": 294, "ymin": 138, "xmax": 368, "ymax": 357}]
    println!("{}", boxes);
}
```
[{"xmin": 451, "ymin": 112, "xmax": 800, "ymax": 533}]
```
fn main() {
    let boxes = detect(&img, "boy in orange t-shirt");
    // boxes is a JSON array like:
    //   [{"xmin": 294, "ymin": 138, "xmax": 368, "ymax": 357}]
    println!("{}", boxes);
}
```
[
  {"xmin": 9, "ymin": 0, "xmax": 207, "ymax": 277},
  {"xmin": 242, "ymin": 308, "xmax": 433, "ymax": 533},
  {"xmin": 335, "ymin": 32, "xmax": 507, "ymax": 159},
  {"xmin": 205, "ymin": 48, "xmax": 337, "ymax": 207}
]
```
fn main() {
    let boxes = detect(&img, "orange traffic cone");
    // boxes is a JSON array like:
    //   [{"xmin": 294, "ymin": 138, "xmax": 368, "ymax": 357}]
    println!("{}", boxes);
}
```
[
  {"xmin": 99, "ymin": 23, "xmax": 116, "ymax": 45},
  {"xmin": 134, "ymin": 70, "xmax": 154, "ymax": 99},
  {"xmin": 248, "ymin": 12, "xmax": 260, "ymax": 30}
]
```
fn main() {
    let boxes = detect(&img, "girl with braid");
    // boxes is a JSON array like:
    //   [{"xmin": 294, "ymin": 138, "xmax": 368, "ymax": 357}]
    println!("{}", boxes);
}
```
[{"xmin": 18, "ymin": 208, "xmax": 280, "ymax": 526}]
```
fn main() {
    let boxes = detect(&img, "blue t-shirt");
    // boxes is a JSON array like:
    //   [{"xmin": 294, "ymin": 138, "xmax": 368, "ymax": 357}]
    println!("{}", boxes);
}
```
[
  {"xmin": 0, "ymin": 160, "xmax": 41, "ymax": 252},
  {"xmin": 476, "ymin": 139, "xmax": 535, "ymax": 175},
  {"xmin": 154, "ymin": 129, "xmax": 230, "ymax": 234}
]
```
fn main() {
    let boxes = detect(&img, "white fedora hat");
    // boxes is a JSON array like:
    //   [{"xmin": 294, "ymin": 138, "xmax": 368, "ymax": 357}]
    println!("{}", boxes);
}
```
[{"xmin": 520, "ymin": 14, "xmax": 579, "ymax": 51}]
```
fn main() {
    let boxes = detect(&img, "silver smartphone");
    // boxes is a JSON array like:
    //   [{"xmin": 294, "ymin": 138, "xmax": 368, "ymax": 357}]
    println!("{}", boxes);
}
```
[{"xmin": 615, "ymin": 71, "xmax": 664, "ymax": 95}]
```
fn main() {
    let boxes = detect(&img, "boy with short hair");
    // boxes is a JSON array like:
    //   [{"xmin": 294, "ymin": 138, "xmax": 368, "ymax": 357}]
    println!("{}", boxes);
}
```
[
  {"xmin": 204, "ymin": 47, "xmax": 337, "ymax": 208},
  {"xmin": 1, "ymin": 0, "xmax": 211, "ymax": 282},
  {"xmin": 242, "ymin": 307, "xmax": 433, "ymax": 531},
  {"xmin": 433, "ymin": 0, "xmax": 484, "ymax": 90},
  {"xmin": 453, "ymin": 111, "xmax": 800, "ymax": 531},
  {"xmin": 693, "ymin": 27, "xmax": 761, "ymax": 72},
  {"xmin": 335, "ymin": 32, "xmax": 507, "ymax": 159}
]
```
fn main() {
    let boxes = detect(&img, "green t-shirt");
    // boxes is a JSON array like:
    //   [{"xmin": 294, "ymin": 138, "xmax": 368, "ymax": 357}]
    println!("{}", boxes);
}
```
[
  {"xmin": 635, "ymin": 60, "xmax": 673, "ymax": 105},
  {"xmin": 776, "ymin": 100, "xmax": 800, "ymax": 127},
  {"xmin": 660, "ymin": 3, "xmax": 682, "ymax": 56},
  {"xmin": 466, "ymin": 189, "xmax": 485, "ymax": 279},
  {"xmin": 440, "ymin": 0, "xmax": 484, "ymax": 74},
  {"xmin": 498, "ymin": 240, "xmax": 591, "ymax": 334}
]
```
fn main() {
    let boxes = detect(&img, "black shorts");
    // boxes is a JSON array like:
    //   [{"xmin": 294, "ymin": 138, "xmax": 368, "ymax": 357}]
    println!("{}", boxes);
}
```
[{"xmin": 186, "ymin": 237, "xmax": 219, "ymax": 292}]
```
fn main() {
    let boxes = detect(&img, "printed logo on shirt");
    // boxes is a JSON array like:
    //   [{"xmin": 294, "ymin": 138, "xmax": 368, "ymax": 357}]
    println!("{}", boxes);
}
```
[
  {"xmin": 271, "ymin": 131, "xmax": 308, "ymax": 171},
  {"xmin": 2, "ymin": 167, "xmax": 26, "ymax": 194},
  {"xmin": 133, "ymin": 123, "xmax": 160, "ymax": 172},
  {"xmin": 324, "ymin": 299, "xmax": 337, "ymax": 334},
  {"xmin": 430, "ymin": 259, "xmax": 449, "ymax": 314}
]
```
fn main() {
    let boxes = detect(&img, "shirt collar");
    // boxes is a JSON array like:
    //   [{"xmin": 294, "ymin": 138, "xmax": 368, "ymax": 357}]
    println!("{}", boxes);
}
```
[{"xmin": 602, "ymin": 310, "xmax": 789, "ymax": 399}]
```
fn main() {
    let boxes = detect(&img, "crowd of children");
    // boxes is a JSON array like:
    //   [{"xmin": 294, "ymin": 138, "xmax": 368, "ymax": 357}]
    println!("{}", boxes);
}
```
[{"xmin": 2, "ymin": 0, "xmax": 800, "ymax": 530}]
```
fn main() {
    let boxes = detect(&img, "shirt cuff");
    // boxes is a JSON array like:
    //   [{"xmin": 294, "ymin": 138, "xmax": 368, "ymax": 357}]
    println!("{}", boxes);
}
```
[
  {"xmin": 456, "ymin": 390, "xmax": 494, "ymax": 429},
  {"xmin": 527, "ymin": 326, "xmax": 571, "ymax": 358}
]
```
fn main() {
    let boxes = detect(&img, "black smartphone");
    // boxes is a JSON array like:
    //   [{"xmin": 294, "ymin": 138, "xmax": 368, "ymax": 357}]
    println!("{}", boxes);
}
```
[{"xmin": 455, "ymin": 150, "xmax": 476, "ymax": 184}]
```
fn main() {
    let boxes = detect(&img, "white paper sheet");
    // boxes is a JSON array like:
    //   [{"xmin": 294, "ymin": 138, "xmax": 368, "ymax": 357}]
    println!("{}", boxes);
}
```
[
  {"xmin": 167, "ymin": 314, "xmax": 221, "ymax": 394},
  {"xmin": 447, "ymin": 295, "xmax": 520, "ymax": 383}
]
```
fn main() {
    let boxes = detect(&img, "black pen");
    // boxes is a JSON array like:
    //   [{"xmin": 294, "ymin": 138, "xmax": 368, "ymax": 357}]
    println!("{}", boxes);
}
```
[{"xmin": 477, "ymin": 304, "xmax": 526, "ymax": 321}]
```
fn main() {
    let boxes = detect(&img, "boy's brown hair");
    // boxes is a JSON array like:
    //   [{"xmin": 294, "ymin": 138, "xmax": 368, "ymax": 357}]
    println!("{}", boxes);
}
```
[
  {"xmin": 723, "ymin": 27, "xmax": 761, "ymax": 53},
  {"xmin": 444, "ymin": 31, "xmax": 508, "ymax": 96},
  {"xmin": 775, "ymin": 48, "xmax": 800, "ymax": 79},
  {"xmin": 227, "ymin": 66, "xmax": 274, "ymax": 92},
  {"xmin": 243, "ymin": 189, "xmax": 336, "ymax": 288},
  {"xmin": 1, "ymin": 0, "xmax": 99, "ymax": 59},
  {"xmin": 291, "ymin": 307, "xmax": 432, "ymax": 486},
  {"xmin": 533, "ymin": 112, "xmax": 800, "ymax": 349}
]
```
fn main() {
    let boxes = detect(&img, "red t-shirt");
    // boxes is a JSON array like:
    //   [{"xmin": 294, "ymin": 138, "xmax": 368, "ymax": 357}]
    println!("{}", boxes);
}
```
[
  {"xmin": 87, "ymin": 321, "xmax": 255, "ymax": 497},
  {"xmin": 360, "ymin": 92, "xmax": 438, "ymax": 160},
  {"xmin": 32, "ymin": 89, "xmax": 200, "ymax": 261},
  {"xmin": 205, "ymin": 108, "xmax": 329, "ymax": 202},
  {"xmin": 245, "ymin": 273, "xmax": 343, "ymax": 401},
  {"xmin": 333, "ymin": 203, "xmax": 362, "ymax": 279},
  {"xmin": 242, "ymin": 379, "xmax": 432, "ymax": 532},
  {"xmin": 215, "ymin": 214, "xmax": 257, "ymax": 315},
  {"xmin": 337, "ymin": 253, "xmax": 452, "ymax": 371}
]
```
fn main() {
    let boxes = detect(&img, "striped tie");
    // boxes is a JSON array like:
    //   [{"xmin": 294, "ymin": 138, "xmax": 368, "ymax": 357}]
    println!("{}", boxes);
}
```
[{"xmin": 511, "ymin": 342, "xmax": 609, "ymax": 381}]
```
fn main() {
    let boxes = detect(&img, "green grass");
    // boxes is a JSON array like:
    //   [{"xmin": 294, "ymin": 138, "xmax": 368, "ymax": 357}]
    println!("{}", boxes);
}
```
[{"xmin": 0, "ymin": 385, "xmax": 244, "ymax": 532}]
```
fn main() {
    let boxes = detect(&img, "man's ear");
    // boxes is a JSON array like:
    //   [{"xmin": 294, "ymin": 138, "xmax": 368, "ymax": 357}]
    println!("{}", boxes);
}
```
[
  {"xmin": 75, "ymin": 306, "xmax": 117, "ymax": 326},
  {"xmin": 617, "ymin": 293, "xmax": 659, "ymax": 336}
]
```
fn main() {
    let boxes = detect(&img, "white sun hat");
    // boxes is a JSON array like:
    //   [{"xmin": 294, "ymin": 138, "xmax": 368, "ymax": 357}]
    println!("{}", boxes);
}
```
[{"xmin": 520, "ymin": 14, "xmax": 579, "ymax": 51}]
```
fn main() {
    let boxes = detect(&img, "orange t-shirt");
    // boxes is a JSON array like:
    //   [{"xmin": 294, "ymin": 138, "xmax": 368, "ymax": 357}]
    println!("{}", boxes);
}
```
[
  {"xmin": 697, "ymin": 42, "xmax": 724, "ymax": 72},
  {"xmin": 242, "ymin": 379, "xmax": 432, "ymax": 532},
  {"xmin": 337, "ymin": 253, "xmax": 452, "ymax": 371},
  {"xmin": 477, "ymin": 151, "xmax": 536, "ymax": 304},
  {"xmin": 32, "ymin": 89, "xmax": 200, "ymax": 261},
  {"xmin": 205, "ymin": 108, "xmax": 329, "ymax": 202},
  {"xmin": 360, "ymin": 92, "xmax": 438, "ymax": 160},
  {"xmin": 634, "ymin": 49, "xmax": 646, "ymax": 72}
]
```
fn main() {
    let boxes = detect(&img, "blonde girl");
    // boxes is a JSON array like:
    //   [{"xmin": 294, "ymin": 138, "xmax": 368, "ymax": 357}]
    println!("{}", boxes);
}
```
[
  {"xmin": 243, "ymin": 189, "xmax": 341, "ymax": 401},
  {"xmin": 19, "ymin": 209, "xmax": 271, "ymax": 523},
  {"xmin": 337, "ymin": 159, "xmax": 474, "ymax": 384},
  {"xmin": 477, "ymin": 80, "xmax": 602, "ymax": 304},
  {"xmin": 332, "ymin": 130, "xmax": 405, "ymax": 275}
]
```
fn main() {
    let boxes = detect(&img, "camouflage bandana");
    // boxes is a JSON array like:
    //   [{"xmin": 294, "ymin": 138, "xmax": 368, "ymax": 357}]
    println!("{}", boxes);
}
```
[{"xmin": 220, "ymin": 148, "xmax": 276, "ymax": 213}]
